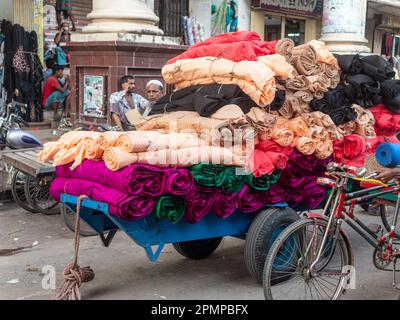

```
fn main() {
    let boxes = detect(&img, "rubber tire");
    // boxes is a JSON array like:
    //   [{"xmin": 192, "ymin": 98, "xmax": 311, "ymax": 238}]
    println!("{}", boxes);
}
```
[
  {"xmin": 380, "ymin": 204, "xmax": 400, "ymax": 239},
  {"xmin": 263, "ymin": 218, "xmax": 353, "ymax": 300},
  {"xmin": 10, "ymin": 170, "xmax": 38, "ymax": 213},
  {"xmin": 244, "ymin": 207, "xmax": 299, "ymax": 284},
  {"xmin": 24, "ymin": 175, "xmax": 60, "ymax": 215},
  {"xmin": 61, "ymin": 204, "xmax": 98, "ymax": 237},
  {"xmin": 173, "ymin": 237, "xmax": 223, "ymax": 260}
]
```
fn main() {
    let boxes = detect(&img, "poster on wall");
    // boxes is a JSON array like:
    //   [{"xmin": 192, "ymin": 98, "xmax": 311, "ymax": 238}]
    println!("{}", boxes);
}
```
[
  {"xmin": 83, "ymin": 75, "xmax": 106, "ymax": 118},
  {"xmin": 211, "ymin": 0, "xmax": 239, "ymax": 36}
]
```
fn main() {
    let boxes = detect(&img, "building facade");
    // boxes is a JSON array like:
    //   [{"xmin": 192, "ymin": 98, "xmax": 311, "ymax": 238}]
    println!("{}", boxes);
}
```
[
  {"xmin": 250, "ymin": 0, "xmax": 323, "ymax": 45},
  {"xmin": 366, "ymin": 0, "xmax": 400, "ymax": 55}
]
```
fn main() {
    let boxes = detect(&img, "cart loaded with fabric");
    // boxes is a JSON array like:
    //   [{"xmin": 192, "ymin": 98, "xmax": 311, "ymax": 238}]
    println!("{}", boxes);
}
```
[{"xmin": 38, "ymin": 31, "xmax": 400, "ymax": 300}]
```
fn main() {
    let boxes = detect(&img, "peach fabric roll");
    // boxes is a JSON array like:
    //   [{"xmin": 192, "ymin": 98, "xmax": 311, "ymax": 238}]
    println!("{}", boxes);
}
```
[
  {"xmin": 271, "ymin": 128, "xmax": 294, "ymax": 147},
  {"xmin": 103, "ymin": 147, "xmax": 139, "ymax": 171},
  {"xmin": 38, "ymin": 142, "xmax": 62, "ymax": 163},
  {"xmin": 114, "ymin": 131, "xmax": 161, "ymax": 153},
  {"xmin": 288, "ymin": 117, "xmax": 309, "ymax": 136},
  {"xmin": 294, "ymin": 137, "xmax": 316, "ymax": 156},
  {"xmin": 162, "ymin": 56, "xmax": 277, "ymax": 107},
  {"xmin": 258, "ymin": 54, "xmax": 295, "ymax": 78}
]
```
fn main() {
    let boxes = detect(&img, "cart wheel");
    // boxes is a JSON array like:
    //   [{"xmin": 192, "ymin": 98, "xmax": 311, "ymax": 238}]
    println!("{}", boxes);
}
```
[
  {"xmin": 173, "ymin": 237, "xmax": 223, "ymax": 260},
  {"xmin": 11, "ymin": 170, "xmax": 38, "ymax": 213},
  {"xmin": 24, "ymin": 175, "xmax": 60, "ymax": 215},
  {"xmin": 61, "ymin": 203, "xmax": 98, "ymax": 237},
  {"xmin": 244, "ymin": 207, "xmax": 299, "ymax": 284}
]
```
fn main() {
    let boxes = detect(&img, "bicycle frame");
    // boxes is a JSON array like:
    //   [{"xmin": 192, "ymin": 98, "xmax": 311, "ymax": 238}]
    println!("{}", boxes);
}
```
[{"xmin": 309, "ymin": 171, "xmax": 400, "ymax": 274}]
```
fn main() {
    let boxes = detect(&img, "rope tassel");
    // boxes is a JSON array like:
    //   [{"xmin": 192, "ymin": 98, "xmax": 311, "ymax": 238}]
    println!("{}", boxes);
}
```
[{"xmin": 55, "ymin": 195, "xmax": 95, "ymax": 300}]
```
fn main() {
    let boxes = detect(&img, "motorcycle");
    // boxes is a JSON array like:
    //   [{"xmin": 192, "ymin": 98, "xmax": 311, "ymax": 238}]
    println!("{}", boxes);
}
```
[
  {"xmin": 0, "ymin": 91, "xmax": 55, "ymax": 214},
  {"xmin": 0, "ymin": 100, "xmax": 43, "ymax": 150}
]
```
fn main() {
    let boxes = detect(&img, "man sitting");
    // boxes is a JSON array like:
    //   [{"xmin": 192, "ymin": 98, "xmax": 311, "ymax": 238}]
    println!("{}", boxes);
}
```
[
  {"xmin": 146, "ymin": 80, "xmax": 165, "ymax": 105},
  {"xmin": 42, "ymin": 64, "xmax": 70, "ymax": 121},
  {"xmin": 110, "ymin": 75, "xmax": 151, "ymax": 131}
]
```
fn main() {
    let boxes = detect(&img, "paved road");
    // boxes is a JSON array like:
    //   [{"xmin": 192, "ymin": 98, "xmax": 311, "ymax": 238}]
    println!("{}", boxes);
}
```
[{"xmin": 0, "ymin": 200, "xmax": 399, "ymax": 300}]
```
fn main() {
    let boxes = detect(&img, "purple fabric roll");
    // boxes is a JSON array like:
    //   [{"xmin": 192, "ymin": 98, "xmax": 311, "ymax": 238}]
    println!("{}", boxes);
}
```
[
  {"xmin": 238, "ymin": 185, "xmax": 265, "ymax": 213},
  {"xmin": 279, "ymin": 166, "xmax": 305, "ymax": 189},
  {"xmin": 184, "ymin": 185, "xmax": 217, "ymax": 224},
  {"xmin": 301, "ymin": 176, "xmax": 327, "ymax": 209},
  {"xmin": 55, "ymin": 160, "xmax": 166, "ymax": 197},
  {"xmin": 263, "ymin": 184, "xmax": 286, "ymax": 204},
  {"xmin": 214, "ymin": 190, "xmax": 239, "ymax": 218},
  {"xmin": 164, "ymin": 168, "xmax": 194, "ymax": 196},
  {"xmin": 50, "ymin": 177, "xmax": 156, "ymax": 220}
]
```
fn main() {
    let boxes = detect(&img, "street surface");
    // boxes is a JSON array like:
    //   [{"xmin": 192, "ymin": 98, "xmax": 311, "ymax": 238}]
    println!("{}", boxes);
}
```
[{"xmin": 0, "ymin": 199, "xmax": 399, "ymax": 300}]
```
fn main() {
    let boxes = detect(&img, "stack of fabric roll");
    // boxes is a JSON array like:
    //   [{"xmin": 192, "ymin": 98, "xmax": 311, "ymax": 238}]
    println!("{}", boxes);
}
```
[{"xmin": 42, "ymin": 31, "xmax": 398, "ymax": 224}]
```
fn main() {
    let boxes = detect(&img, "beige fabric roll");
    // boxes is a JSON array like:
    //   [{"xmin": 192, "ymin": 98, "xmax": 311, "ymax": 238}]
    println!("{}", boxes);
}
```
[
  {"xmin": 103, "ymin": 147, "xmax": 139, "ymax": 171},
  {"xmin": 294, "ymin": 137, "xmax": 316, "ymax": 156},
  {"xmin": 114, "ymin": 131, "xmax": 161, "ymax": 153},
  {"xmin": 162, "ymin": 56, "xmax": 277, "ymax": 107},
  {"xmin": 258, "ymin": 54, "xmax": 295, "ymax": 78}
]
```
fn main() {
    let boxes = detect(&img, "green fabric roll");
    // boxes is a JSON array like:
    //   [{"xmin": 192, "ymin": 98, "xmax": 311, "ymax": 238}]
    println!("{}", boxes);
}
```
[
  {"xmin": 247, "ymin": 170, "xmax": 282, "ymax": 191},
  {"xmin": 155, "ymin": 196, "xmax": 185, "ymax": 224},
  {"xmin": 190, "ymin": 163, "xmax": 227, "ymax": 187},
  {"xmin": 220, "ymin": 167, "xmax": 247, "ymax": 193}
]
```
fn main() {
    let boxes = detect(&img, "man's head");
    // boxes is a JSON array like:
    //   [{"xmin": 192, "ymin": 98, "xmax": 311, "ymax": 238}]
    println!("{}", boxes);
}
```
[
  {"xmin": 53, "ymin": 64, "xmax": 64, "ymax": 78},
  {"xmin": 119, "ymin": 75, "xmax": 136, "ymax": 93},
  {"xmin": 146, "ymin": 80, "xmax": 164, "ymax": 103}
]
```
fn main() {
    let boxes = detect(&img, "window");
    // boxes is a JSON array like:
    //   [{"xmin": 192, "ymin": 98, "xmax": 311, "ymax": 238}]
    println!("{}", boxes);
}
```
[
  {"xmin": 158, "ymin": 0, "xmax": 189, "ymax": 37},
  {"xmin": 285, "ymin": 18, "xmax": 305, "ymax": 46},
  {"xmin": 264, "ymin": 15, "xmax": 306, "ymax": 45}
]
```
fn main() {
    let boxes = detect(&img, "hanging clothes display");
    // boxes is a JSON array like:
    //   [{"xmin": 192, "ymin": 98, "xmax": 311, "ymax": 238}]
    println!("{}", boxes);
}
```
[{"xmin": 0, "ymin": 20, "xmax": 44, "ymax": 122}]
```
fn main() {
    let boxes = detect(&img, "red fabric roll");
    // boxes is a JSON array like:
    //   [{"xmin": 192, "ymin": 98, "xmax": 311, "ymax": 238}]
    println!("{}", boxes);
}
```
[
  {"xmin": 333, "ymin": 134, "xmax": 367, "ymax": 167},
  {"xmin": 370, "ymin": 104, "xmax": 398, "ymax": 136},
  {"xmin": 167, "ymin": 31, "xmax": 278, "ymax": 64},
  {"xmin": 248, "ymin": 140, "xmax": 293, "ymax": 178}
]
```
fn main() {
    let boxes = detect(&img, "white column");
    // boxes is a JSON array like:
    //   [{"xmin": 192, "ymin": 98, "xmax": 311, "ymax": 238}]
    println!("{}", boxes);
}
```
[
  {"xmin": 82, "ymin": 0, "xmax": 163, "ymax": 35},
  {"xmin": 320, "ymin": 0, "xmax": 371, "ymax": 53}
]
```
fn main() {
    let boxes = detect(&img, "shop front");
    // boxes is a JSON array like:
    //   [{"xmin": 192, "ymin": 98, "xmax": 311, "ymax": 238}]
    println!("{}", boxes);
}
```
[
  {"xmin": 366, "ymin": 1, "xmax": 400, "ymax": 56},
  {"xmin": 251, "ymin": 0, "xmax": 323, "ymax": 45}
]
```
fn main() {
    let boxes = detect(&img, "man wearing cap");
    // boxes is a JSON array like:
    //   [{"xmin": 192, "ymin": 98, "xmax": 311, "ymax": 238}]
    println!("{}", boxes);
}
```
[
  {"xmin": 110, "ymin": 75, "xmax": 151, "ymax": 131},
  {"xmin": 146, "ymin": 80, "xmax": 165, "ymax": 105}
]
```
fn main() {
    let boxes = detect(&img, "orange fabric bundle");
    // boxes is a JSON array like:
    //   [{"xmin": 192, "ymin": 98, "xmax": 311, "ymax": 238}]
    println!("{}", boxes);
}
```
[
  {"xmin": 258, "ymin": 54, "xmax": 295, "ymax": 78},
  {"xmin": 288, "ymin": 117, "xmax": 308, "ymax": 136},
  {"xmin": 271, "ymin": 128, "xmax": 295, "ymax": 147},
  {"xmin": 162, "ymin": 56, "xmax": 277, "ymax": 107},
  {"xmin": 294, "ymin": 137, "xmax": 316, "ymax": 156}
]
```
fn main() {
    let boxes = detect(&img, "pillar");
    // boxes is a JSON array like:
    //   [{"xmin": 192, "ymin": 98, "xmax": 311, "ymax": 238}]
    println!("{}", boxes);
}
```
[
  {"xmin": 320, "ymin": 0, "xmax": 370, "ymax": 53},
  {"xmin": 82, "ymin": 0, "xmax": 162, "ymax": 35}
]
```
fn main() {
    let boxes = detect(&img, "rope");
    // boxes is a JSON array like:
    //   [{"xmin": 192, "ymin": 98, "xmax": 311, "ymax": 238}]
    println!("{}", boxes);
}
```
[{"xmin": 55, "ymin": 195, "xmax": 95, "ymax": 300}]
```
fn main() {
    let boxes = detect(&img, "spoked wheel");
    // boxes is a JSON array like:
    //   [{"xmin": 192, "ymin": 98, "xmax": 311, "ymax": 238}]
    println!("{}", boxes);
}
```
[
  {"xmin": 24, "ymin": 175, "xmax": 60, "ymax": 215},
  {"xmin": 263, "ymin": 219, "xmax": 352, "ymax": 300},
  {"xmin": 11, "ymin": 169, "xmax": 38, "ymax": 213},
  {"xmin": 61, "ymin": 203, "xmax": 98, "ymax": 237},
  {"xmin": 380, "ymin": 204, "xmax": 400, "ymax": 239}
]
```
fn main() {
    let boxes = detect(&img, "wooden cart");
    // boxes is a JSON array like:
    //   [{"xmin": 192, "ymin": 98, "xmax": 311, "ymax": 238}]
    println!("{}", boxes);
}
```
[{"xmin": 1, "ymin": 148, "xmax": 59, "ymax": 215}]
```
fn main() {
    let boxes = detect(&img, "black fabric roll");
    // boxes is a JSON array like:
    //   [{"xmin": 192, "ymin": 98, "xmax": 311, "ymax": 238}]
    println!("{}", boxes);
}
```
[
  {"xmin": 269, "ymin": 90, "xmax": 286, "ymax": 111},
  {"xmin": 310, "ymin": 85, "xmax": 349, "ymax": 113},
  {"xmin": 329, "ymin": 106, "xmax": 357, "ymax": 126},
  {"xmin": 343, "ymin": 74, "xmax": 382, "ymax": 108},
  {"xmin": 361, "ymin": 55, "xmax": 395, "ymax": 81},
  {"xmin": 150, "ymin": 84, "xmax": 258, "ymax": 117},
  {"xmin": 334, "ymin": 54, "xmax": 363, "ymax": 74},
  {"xmin": 381, "ymin": 80, "xmax": 400, "ymax": 114}
]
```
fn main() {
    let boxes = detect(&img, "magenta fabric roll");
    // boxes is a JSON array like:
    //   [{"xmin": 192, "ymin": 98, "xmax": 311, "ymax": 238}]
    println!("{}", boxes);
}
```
[
  {"xmin": 50, "ymin": 177, "xmax": 156, "ymax": 220},
  {"xmin": 55, "ymin": 160, "xmax": 165, "ymax": 197},
  {"xmin": 263, "ymin": 184, "xmax": 286, "ymax": 204},
  {"xmin": 301, "ymin": 176, "xmax": 327, "ymax": 209},
  {"xmin": 214, "ymin": 190, "xmax": 239, "ymax": 218},
  {"xmin": 164, "ymin": 169, "xmax": 194, "ymax": 196},
  {"xmin": 184, "ymin": 185, "xmax": 217, "ymax": 224},
  {"xmin": 238, "ymin": 185, "xmax": 265, "ymax": 213}
]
